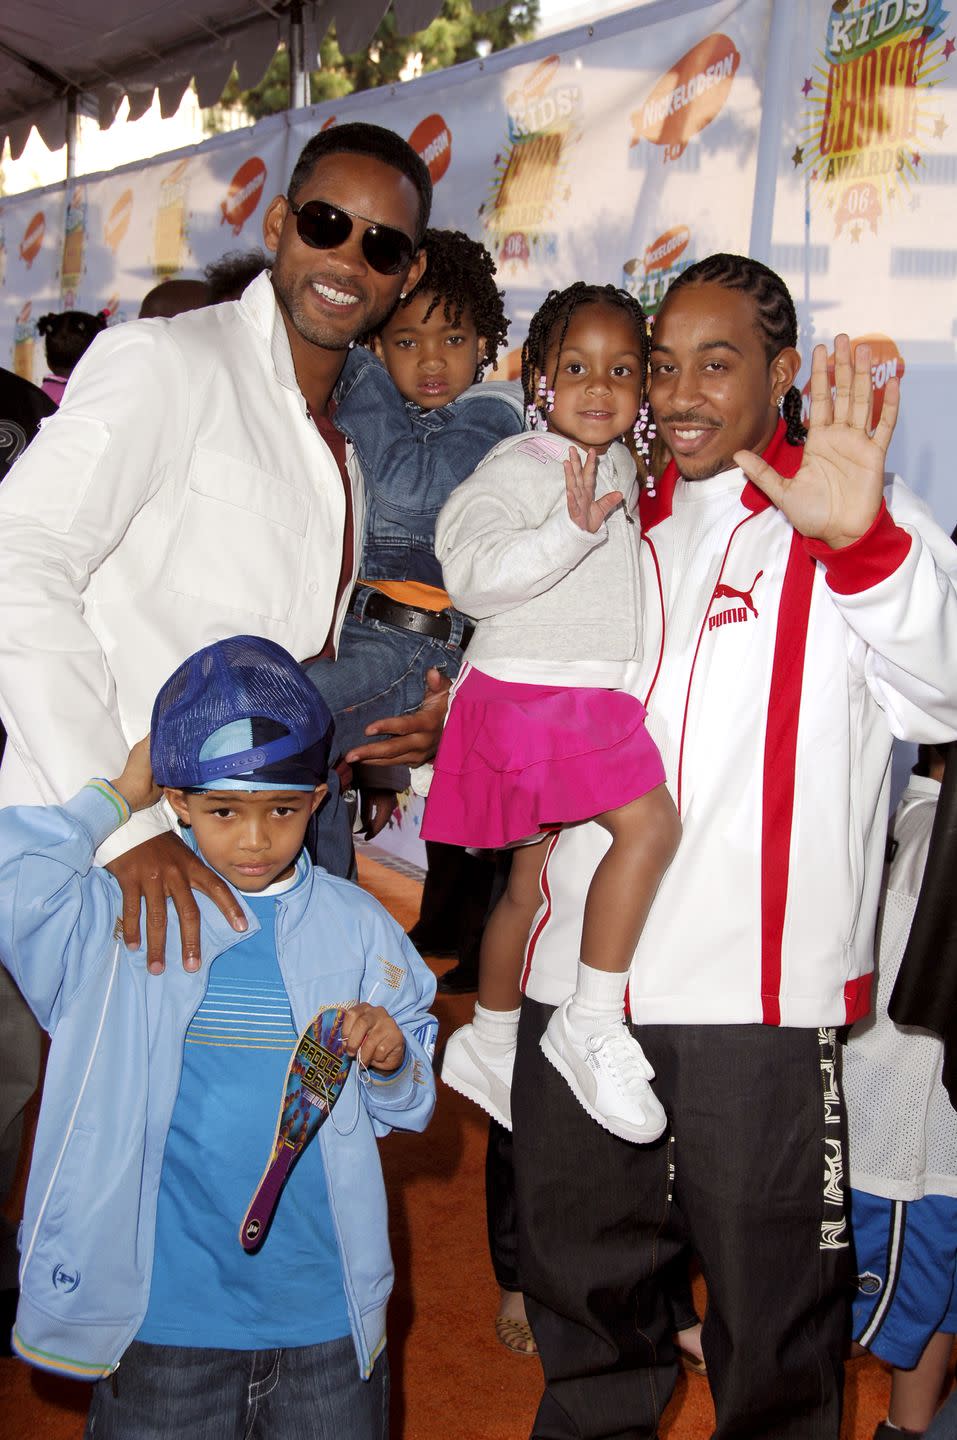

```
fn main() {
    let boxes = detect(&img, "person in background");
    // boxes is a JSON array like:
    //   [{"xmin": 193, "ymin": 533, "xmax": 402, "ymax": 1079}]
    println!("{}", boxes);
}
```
[
  {"xmin": 36, "ymin": 309, "xmax": 107, "ymax": 405},
  {"xmin": 847, "ymin": 742, "xmax": 957, "ymax": 1440},
  {"xmin": 0, "ymin": 366, "xmax": 55, "ymax": 481},
  {"xmin": 138, "ymin": 278, "xmax": 209, "ymax": 319},
  {"xmin": 205, "ymin": 249, "xmax": 271, "ymax": 304},
  {"xmin": 0, "ymin": 362, "xmax": 58, "ymax": 1351}
]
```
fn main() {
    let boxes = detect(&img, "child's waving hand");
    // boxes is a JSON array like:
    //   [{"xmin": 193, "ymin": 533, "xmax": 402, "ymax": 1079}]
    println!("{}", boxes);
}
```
[{"xmin": 565, "ymin": 446, "xmax": 623, "ymax": 534}]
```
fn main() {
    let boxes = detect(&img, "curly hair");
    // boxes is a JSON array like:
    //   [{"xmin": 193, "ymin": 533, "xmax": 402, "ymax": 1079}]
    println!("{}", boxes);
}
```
[
  {"xmin": 380, "ymin": 228, "xmax": 510, "ymax": 375},
  {"xmin": 204, "ymin": 249, "xmax": 270, "ymax": 304},
  {"xmin": 666, "ymin": 254, "xmax": 807, "ymax": 446},
  {"xmin": 520, "ymin": 282, "xmax": 651, "ymax": 427}
]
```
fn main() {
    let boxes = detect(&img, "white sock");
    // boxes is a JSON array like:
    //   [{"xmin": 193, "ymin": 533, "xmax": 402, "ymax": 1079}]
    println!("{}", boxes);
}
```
[
  {"xmin": 472, "ymin": 1003, "xmax": 521, "ymax": 1047},
  {"xmin": 566, "ymin": 962, "xmax": 628, "ymax": 1037}
]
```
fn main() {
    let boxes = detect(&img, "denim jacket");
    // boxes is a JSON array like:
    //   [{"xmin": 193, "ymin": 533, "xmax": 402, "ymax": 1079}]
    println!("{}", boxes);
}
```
[{"xmin": 333, "ymin": 348, "xmax": 524, "ymax": 588}]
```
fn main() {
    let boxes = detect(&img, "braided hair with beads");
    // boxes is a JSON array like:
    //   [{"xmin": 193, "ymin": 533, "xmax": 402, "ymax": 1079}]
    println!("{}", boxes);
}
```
[
  {"xmin": 666, "ymin": 254, "xmax": 808, "ymax": 447},
  {"xmin": 521, "ymin": 282, "xmax": 651, "ymax": 432}
]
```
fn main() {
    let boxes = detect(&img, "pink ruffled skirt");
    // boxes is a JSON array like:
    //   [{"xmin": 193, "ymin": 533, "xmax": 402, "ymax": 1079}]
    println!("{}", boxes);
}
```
[{"xmin": 421, "ymin": 666, "xmax": 665, "ymax": 850}]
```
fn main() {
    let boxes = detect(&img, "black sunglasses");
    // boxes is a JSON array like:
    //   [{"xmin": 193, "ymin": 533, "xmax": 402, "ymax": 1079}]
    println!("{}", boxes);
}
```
[{"xmin": 288, "ymin": 198, "xmax": 416, "ymax": 276}]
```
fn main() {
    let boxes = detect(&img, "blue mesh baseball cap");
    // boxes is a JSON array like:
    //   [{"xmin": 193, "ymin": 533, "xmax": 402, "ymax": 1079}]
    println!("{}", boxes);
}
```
[{"xmin": 151, "ymin": 635, "xmax": 334, "ymax": 791}]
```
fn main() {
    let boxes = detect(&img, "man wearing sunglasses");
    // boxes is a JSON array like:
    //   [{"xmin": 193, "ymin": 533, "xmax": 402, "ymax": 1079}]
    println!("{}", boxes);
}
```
[{"xmin": 0, "ymin": 123, "xmax": 434, "ymax": 995}]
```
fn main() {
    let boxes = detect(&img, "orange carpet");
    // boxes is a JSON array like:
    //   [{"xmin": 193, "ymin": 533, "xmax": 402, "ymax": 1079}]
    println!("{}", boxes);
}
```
[{"xmin": 0, "ymin": 853, "xmax": 915, "ymax": 1437}]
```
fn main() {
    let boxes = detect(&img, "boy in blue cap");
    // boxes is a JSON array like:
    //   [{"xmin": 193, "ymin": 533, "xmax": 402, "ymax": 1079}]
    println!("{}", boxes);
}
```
[{"xmin": 0, "ymin": 634, "xmax": 437, "ymax": 1439}]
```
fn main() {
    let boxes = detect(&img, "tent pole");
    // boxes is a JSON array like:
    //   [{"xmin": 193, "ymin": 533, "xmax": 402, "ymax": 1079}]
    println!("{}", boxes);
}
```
[
  {"xmin": 65, "ymin": 89, "xmax": 78, "ymax": 183},
  {"xmin": 288, "ymin": 1, "xmax": 308, "ymax": 111}
]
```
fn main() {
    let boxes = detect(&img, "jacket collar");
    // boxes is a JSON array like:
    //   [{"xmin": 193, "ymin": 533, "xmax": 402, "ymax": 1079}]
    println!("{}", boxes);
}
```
[
  {"xmin": 738, "ymin": 419, "xmax": 804, "ymax": 513},
  {"xmin": 239, "ymin": 270, "xmax": 301, "ymax": 395},
  {"xmin": 639, "ymin": 418, "xmax": 804, "ymax": 529}
]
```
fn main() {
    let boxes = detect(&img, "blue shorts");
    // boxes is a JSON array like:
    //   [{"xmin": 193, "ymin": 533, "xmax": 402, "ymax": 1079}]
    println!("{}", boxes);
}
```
[{"xmin": 851, "ymin": 1187, "xmax": 957, "ymax": 1367}]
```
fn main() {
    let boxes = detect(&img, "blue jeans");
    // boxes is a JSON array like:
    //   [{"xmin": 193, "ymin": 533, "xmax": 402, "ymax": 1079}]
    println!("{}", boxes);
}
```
[
  {"xmin": 84, "ymin": 1336, "xmax": 388, "ymax": 1440},
  {"xmin": 306, "ymin": 593, "xmax": 466, "ymax": 762},
  {"xmin": 928, "ymin": 1390, "xmax": 957, "ymax": 1438},
  {"xmin": 307, "ymin": 767, "xmax": 356, "ymax": 881}
]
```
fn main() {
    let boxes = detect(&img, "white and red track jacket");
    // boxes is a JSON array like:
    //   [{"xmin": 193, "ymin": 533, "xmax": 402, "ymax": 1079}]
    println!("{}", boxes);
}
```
[{"xmin": 523, "ymin": 423, "xmax": 957, "ymax": 1029}]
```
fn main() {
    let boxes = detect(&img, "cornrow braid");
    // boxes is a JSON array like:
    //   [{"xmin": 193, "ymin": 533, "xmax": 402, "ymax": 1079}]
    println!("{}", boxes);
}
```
[
  {"xmin": 668, "ymin": 254, "xmax": 807, "ymax": 446},
  {"xmin": 521, "ymin": 282, "xmax": 651, "ymax": 428},
  {"xmin": 395, "ymin": 228, "xmax": 510, "ymax": 375}
]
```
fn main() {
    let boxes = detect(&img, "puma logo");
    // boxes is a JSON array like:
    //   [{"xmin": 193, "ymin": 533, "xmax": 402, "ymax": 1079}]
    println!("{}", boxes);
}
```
[
  {"xmin": 713, "ymin": 570, "xmax": 763, "ymax": 616},
  {"xmin": 709, "ymin": 570, "xmax": 763, "ymax": 632}
]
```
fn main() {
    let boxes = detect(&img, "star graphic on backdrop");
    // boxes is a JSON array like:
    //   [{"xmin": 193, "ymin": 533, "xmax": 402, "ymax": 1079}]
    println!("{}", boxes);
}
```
[
  {"xmin": 943, "ymin": 36, "xmax": 956, "ymax": 59},
  {"xmin": 801, "ymin": 76, "xmax": 813, "ymax": 96},
  {"xmin": 850, "ymin": 224, "xmax": 862, "ymax": 243},
  {"xmin": 826, "ymin": 195, "xmax": 835, "ymax": 210},
  {"xmin": 934, "ymin": 115, "xmax": 948, "ymax": 138},
  {"xmin": 887, "ymin": 185, "xmax": 896, "ymax": 200},
  {"xmin": 909, "ymin": 194, "xmax": 921, "ymax": 211},
  {"xmin": 811, "ymin": 169, "xmax": 819, "ymax": 180},
  {"xmin": 791, "ymin": 145, "xmax": 804, "ymax": 166},
  {"xmin": 912, "ymin": 151, "xmax": 922, "ymax": 166}
]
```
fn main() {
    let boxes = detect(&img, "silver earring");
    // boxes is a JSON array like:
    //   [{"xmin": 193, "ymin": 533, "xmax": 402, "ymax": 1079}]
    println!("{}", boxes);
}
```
[{"xmin": 776, "ymin": 394, "xmax": 784, "ymax": 414}]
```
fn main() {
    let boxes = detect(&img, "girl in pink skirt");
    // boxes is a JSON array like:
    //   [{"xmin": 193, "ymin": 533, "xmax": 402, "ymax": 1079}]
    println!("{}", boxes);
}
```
[{"xmin": 423, "ymin": 282, "xmax": 680, "ymax": 1144}]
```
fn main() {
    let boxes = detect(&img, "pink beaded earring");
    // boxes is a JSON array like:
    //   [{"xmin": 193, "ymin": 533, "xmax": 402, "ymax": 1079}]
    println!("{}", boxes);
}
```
[
  {"xmin": 527, "ymin": 372, "xmax": 554, "ymax": 431},
  {"xmin": 633, "ymin": 401, "xmax": 657, "ymax": 498}
]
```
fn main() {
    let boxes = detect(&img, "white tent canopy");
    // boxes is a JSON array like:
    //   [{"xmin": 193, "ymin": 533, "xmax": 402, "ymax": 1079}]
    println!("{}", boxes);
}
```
[{"xmin": 0, "ymin": 0, "xmax": 499, "ymax": 160}]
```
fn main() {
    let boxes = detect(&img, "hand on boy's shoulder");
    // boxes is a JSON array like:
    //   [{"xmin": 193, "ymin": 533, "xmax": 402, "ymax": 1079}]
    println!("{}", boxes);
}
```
[{"xmin": 106, "ymin": 832, "xmax": 247, "ymax": 975}]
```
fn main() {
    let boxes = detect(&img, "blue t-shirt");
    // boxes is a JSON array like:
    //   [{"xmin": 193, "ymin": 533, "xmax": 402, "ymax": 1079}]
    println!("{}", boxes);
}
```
[{"xmin": 137, "ymin": 876, "xmax": 351, "ymax": 1349}]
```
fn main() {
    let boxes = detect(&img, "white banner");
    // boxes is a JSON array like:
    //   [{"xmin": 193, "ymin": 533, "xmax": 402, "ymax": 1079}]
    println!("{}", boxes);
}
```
[{"xmin": 765, "ymin": 0, "xmax": 956, "ymax": 528}]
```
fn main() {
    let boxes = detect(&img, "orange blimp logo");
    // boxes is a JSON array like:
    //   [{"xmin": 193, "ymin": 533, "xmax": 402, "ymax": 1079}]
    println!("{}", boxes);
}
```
[
  {"xmin": 643, "ymin": 225, "xmax": 690, "ymax": 274},
  {"xmin": 19, "ymin": 212, "xmax": 45, "ymax": 267},
  {"xmin": 803, "ymin": 334, "xmax": 905, "ymax": 432},
  {"xmin": 523, "ymin": 54, "xmax": 560, "ymax": 99},
  {"xmin": 409, "ymin": 114, "xmax": 452, "ymax": 185},
  {"xmin": 105, "ymin": 190, "xmax": 134, "ymax": 252},
  {"xmin": 221, "ymin": 157, "xmax": 267, "ymax": 235},
  {"xmin": 631, "ymin": 34, "xmax": 741, "ymax": 160}
]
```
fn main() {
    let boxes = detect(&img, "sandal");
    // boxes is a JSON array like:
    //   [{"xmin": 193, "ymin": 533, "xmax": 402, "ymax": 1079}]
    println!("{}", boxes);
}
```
[{"xmin": 495, "ymin": 1313, "xmax": 539, "ymax": 1356}]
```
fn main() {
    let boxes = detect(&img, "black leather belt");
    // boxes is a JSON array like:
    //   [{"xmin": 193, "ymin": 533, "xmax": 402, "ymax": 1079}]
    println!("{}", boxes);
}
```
[{"xmin": 353, "ymin": 588, "xmax": 474, "ymax": 648}]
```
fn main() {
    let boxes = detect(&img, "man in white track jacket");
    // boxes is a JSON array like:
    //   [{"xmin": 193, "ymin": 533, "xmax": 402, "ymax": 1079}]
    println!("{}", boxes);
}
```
[{"xmin": 508, "ymin": 255, "xmax": 957, "ymax": 1440}]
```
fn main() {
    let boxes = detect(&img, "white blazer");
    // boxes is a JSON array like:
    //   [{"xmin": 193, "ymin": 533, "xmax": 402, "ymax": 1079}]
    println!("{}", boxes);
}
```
[{"xmin": 0, "ymin": 272, "xmax": 362, "ymax": 860}]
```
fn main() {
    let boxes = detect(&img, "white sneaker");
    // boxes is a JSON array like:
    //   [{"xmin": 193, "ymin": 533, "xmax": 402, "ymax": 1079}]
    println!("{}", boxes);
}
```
[
  {"xmin": 441, "ymin": 1023, "xmax": 514, "ymax": 1130},
  {"xmin": 540, "ymin": 1001, "xmax": 667, "ymax": 1143}
]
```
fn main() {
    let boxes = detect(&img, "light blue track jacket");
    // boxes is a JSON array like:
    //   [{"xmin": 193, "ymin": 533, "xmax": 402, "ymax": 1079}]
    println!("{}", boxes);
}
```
[{"xmin": 0, "ymin": 783, "xmax": 437, "ymax": 1380}]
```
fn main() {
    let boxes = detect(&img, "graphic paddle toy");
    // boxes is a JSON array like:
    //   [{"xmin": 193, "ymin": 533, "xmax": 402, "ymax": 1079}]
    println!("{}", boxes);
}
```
[{"xmin": 241, "ymin": 1004, "xmax": 353, "ymax": 1251}]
